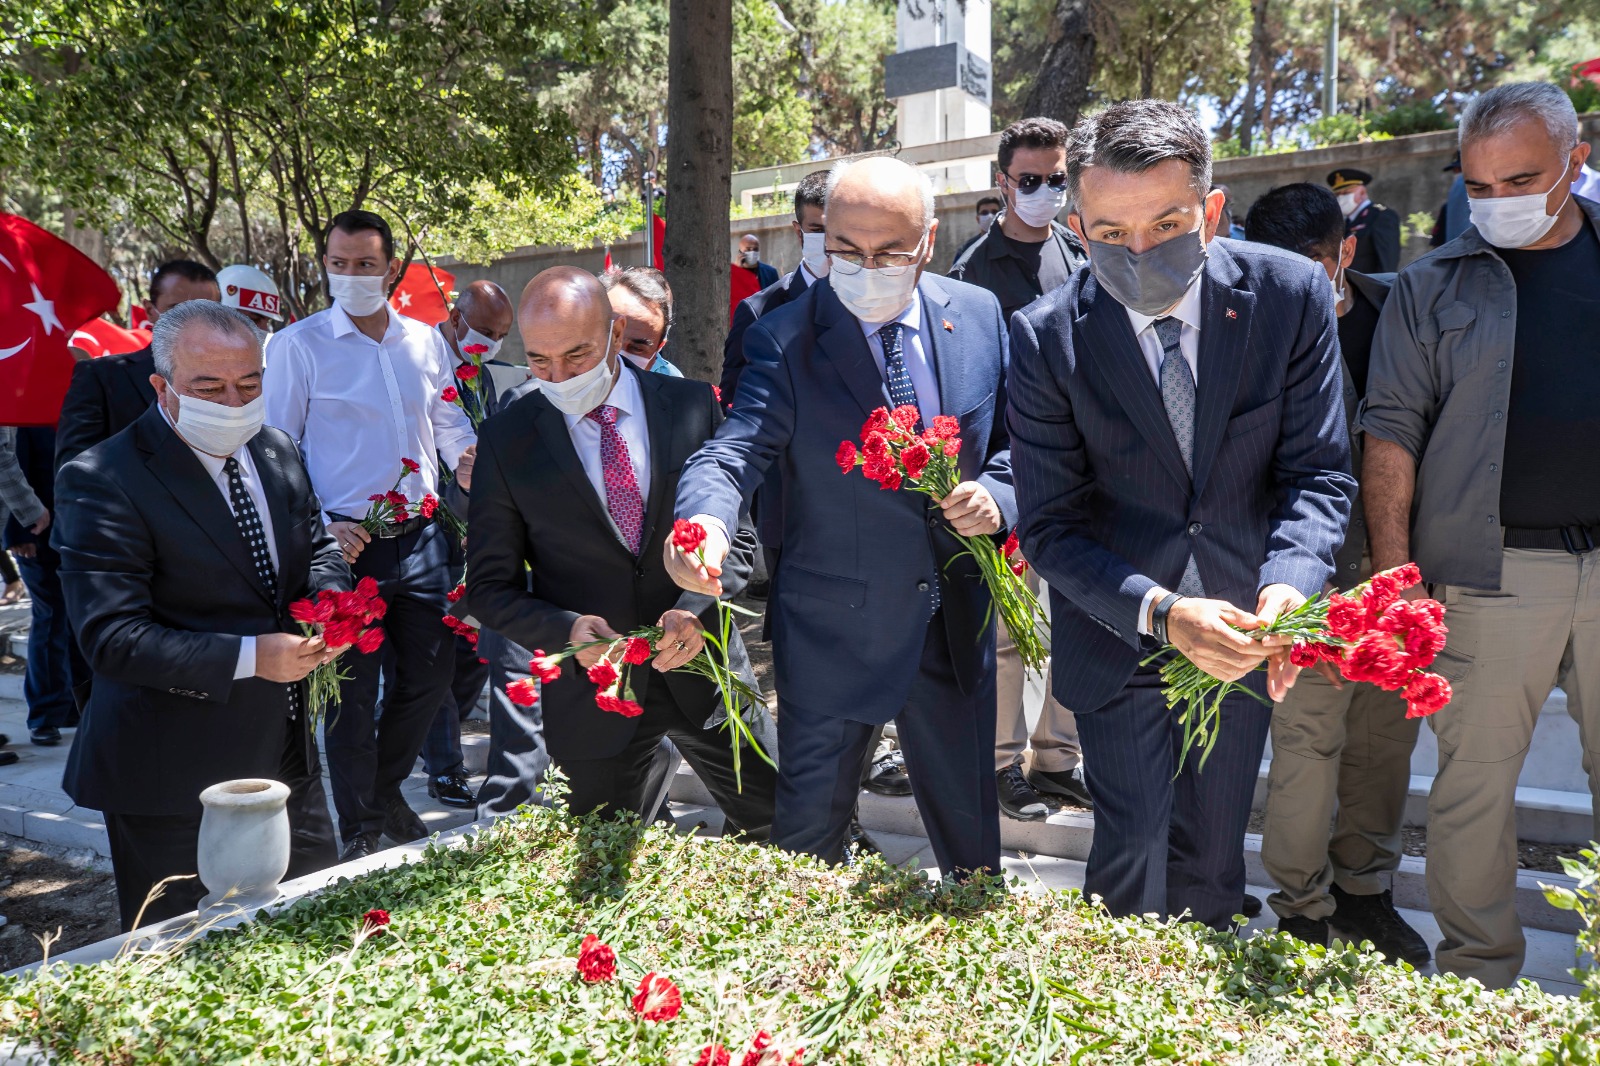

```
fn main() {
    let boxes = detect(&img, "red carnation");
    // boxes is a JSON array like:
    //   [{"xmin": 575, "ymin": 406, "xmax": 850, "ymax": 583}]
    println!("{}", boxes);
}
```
[
  {"xmin": 1362, "ymin": 575, "xmax": 1402, "ymax": 625},
  {"xmin": 455, "ymin": 363, "xmax": 480, "ymax": 381},
  {"xmin": 355, "ymin": 628, "xmax": 385, "ymax": 655},
  {"xmin": 595, "ymin": 692, "xmax": 645, "ymax": 717},
  {"xmin": 1003, "ymin": 531, "xmax": 1020, "ymax": 559},
  {"xmin": 587, "ymin": 659, "xmax": 619, "ymax": 689},
  {"xmin": 742, "ymin": 1033, "xmax": 774, "ymax": 1066},
  {"xmin": 447, "ymin": 583, "xmax": 465, "ymax": 604},
  {"xmin": 876, "ymin": 468, "xmax": 903, "ymax": 491},
  {"xmin": 324, "ymin": 619, "xmax": 361, "ymax": 649},
  {"xmin": 930, "ymin": 414, "xmax": 960, "ymax": 440},
  {"xmin": 623, "ymin": 637, "xmax": 652, "ymax": 665},
  {"xmin": 441, "ymin": 386, "xmax": 460, "ymax": 404},
  {"xmin": 1339, "ymin": 633, "xmax": 1410, "ymax": 691},
  {"xmin": 861, "ymin": 408, "xmax": 890, "ymax": 437},
  {"xmin": 1403, "ymin": 671, "xmax": 1452, "ymax": 718},
  {"xmin": 861, "ymin": 431, "xmax": 891, "ymax": 458},
  {"xmin": 290, "ymin": 598, "xmax": 335, "ymax": 625},
  {"xmin": 901, "ymin": 441, "xmax": 931, "ymax": 480},
  {"xmin": 355, "ymin": 576, "xmax": 381, "ymax": 600},
  {"xmin": 631, "ymin": 972, "xmax": 682, "ymax": 1021},
  {"xmin": 461, "ymin": 343, "xmax": 490, "ymax": 357},
  {"xmin": 361, "ymin": 908, "xmax": 390, "ymax": 933},
  {"xmin": 401, "ymin": 457, "xmax": 421, "ymax": 474},
  {"xmin": 712, "ymin": 385, "xmax": 722, "ymax": 403},
  {"xmin": 575, "ymin": 933, "xmax": 617, "ymax": 982},
  {"xmin": 941, "ymin": 436, "xmax": 962, "ymax": 458},
  {"xmin": 1325, "ymin": 593, "xmax": 1366, "ymax": 641},
  {"xmin": 1388, "ymin": 562, "xmax": 1423, "ymax": 590},
  {"xmin": 419, "ymin": 494, "xmax": 439, "ymax": 519},
  {"xmin": 1289, "ymin": 642, "xmax": 1320, "ymax": 669},
  {"xmin": 890, "ymin": 404, "xmax": 920, "ymax": 431},
  {"xmin": 530, "ymin": 651, "xmax": 563, "ymax": 684},
  {"xmin": 836, "ymin": 440, "xmax": 857, "ymax": 474},
  {"xmin": 506, "ymin": 678, "xmax": 540, "ymax": 707},
  {"xmin": 696, "ymin": 1047, "xmax": 732, "ymax": 1066},
  {"xmin": 672, "ymin": 518, "xmax": 708, "ymax": 555}
]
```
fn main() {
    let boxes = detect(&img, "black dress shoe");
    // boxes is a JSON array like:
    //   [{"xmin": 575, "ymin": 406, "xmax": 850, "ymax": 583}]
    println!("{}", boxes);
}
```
[
  {"xmin": 845, "ymin": 811, "xmax": 880, "ymax": 860},
  {"xmin": 997, "ymin": 764, "xmax": 1049, "ymax": 821},
  {"xmin": 1278, "ymin": 914, "xmax": 1331, "ymax": 947},
  {"xmin": 427, "ymin": 771, "xmax": 476, "ymax": 808},
  {"xmin": 339, "ymin": 832, "xmax": 381, "ymax": 863},
  {"xmin": 0, "ymin": 751, "xmax": 17, "ymax": 767},
  {"xmin": 382, "ymin": 799, "xmax": 429, "ymax": 845},
  {"xmin": 29, "ymin": 726, "xmax": 61, "ymax": 747},
  {"xmin": 862, "ymin": 749, "xmax": 913, "ymax": 796},
  {"xmin": 1027, "ymin": 765, "xmax": 1093, "ymax": 808},
  {"xmin": 1240, "ymin": 893, "xmax": 1263, "ymax": 919},
  {"xmin": 1330, "ymin": 884, "xmax": 1431, "ymax": 966}
]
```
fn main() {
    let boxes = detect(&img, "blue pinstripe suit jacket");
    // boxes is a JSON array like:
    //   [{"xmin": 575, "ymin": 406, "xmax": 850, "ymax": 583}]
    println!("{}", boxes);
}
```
[{"xmin": 1008, "ymin": 238, "xmax": 1355, "ymax": 714}]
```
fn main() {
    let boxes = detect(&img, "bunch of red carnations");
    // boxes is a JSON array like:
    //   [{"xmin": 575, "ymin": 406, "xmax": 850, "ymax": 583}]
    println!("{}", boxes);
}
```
[
  {"xmin": 1153, "ymin": 563, "xmax": 1451, "ymax": 770},
  {"xmin": 288, "ymin": 576, "xmax": 387, "ymax": 726},
  {"xmin": 361, "ymin": 457, "xmax": 440, "ymax": 531},
  {"xmin": 836, "ymin": 405, "xmax": 1048, "ymax": 671},
  {"xmin": 442, "ymin": 341, "xmax": 492, "ymax": 429}
]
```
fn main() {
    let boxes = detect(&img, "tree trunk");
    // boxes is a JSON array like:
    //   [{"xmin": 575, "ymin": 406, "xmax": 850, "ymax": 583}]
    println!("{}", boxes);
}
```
[
  {"xmin": 664, "ymin": 0, "xmax": 733, "ymax": 384},
  {"xmin": 1023, "ymin": 0, "xmax": 1097, "ymax": 128},
  {"xmin": 1238, "ymin": 0, "xmax": 1271, "ymax": 153}
]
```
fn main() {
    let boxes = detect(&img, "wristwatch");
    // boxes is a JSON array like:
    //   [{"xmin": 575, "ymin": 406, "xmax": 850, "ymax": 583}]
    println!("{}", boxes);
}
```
[{"xmin": 1152, "ymin": 592, "xmax": 1185, "ymax": 645}]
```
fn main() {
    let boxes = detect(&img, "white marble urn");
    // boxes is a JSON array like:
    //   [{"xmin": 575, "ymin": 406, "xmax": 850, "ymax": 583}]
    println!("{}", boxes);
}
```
[{"xmin": 197, "ymin": 778, "xmax": 291, "ymax": 914}]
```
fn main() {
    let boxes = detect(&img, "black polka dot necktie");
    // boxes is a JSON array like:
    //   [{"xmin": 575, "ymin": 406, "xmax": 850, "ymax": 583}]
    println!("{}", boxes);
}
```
[
  {"xmin": 876, "ymin": 322, "xmax": 939, "ymax": 615},
  {"xmin": 225, "ymin": 457, "xmax": 299, "ymax": 716}
]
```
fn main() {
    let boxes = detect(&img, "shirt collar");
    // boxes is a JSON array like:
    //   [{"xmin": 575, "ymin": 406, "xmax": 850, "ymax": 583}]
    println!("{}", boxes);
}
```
[
  {"xmin": 797, "ymin": 263, "xmax": 818, "ymax": 287},
  {"xmin": 330, "ymin": 299, "xmax": 402, "ymax": 341},
  {"xmin": 856, "ymin": 288, "xmax": 923, "ymax": 341},
  {"xmin": 563, "ymin": 359, "xmax": 645, "ymax": 431},
  {"xmin": 1124, "ymin": 272, "xmax": 1204, "ymax": 338}
]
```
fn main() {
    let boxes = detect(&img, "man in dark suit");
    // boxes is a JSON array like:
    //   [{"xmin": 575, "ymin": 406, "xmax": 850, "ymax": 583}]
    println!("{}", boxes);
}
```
[
  {"xmin": 1008, "ymin": 101, "xmax": 1354, "ymax": 930},
  {"xmin": 54, "ymin": 301, "xmax": 349, "ymax": 930},
  {"xmin": 56, "ymin": 259, "xmax": 220, "ymax": 470},
  {"xmin": 669, "ymin": 156, "xmax": 1014, "ymax": 875},
  {"xmin": 468, "ymin": 267, "xmax": 777, "ymax": 830},
  {"xmin": 1328, "ymin": 168, "xmax": 1402, "ymax": 273}
]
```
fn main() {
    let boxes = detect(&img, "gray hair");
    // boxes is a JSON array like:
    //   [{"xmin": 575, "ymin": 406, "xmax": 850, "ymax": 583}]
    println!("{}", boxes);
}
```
[
  {"xmin": 1460, "ymin": 82, "xmax": 1580, "ymax": 153},
  {"xmin": 825, "ymin": 157, "xmax": 937, "ymax": 229},
  {"xmin": 1065, "ymin": 99, "xmax": 1213, "ymax": 211},
  {"xmin": 150, "ymin": 300, "xmax": 262, "ymax": 380}
]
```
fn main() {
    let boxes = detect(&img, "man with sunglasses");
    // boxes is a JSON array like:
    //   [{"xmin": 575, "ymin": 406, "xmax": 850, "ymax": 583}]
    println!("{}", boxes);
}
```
[
  {"xmin": 667, "ymin": 155, "xmax": 1014, "ymax": 877},
  {"xmin": 950, "ymin": 117, "xmax": 1086, "ymax": 322}
]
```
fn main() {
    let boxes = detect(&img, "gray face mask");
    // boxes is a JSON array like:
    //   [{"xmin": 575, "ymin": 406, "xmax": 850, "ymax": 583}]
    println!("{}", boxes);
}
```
[{"xmin": 1084, "ymin": 223, "xmax": 1208, "ymax": 316}]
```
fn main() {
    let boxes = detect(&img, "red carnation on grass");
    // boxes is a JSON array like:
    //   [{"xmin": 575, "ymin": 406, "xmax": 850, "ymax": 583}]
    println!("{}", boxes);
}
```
[
  {"xmin": 696, "ymin": 1046, "xmax": 732, "ymax": 1066},
  {"xmin": 447, "ymin": 583, "xmax": 465, "ymax": 604},
  {"xmin": 596, "ymin": 692, "xmax": 645, "ymax": 718},
  {"xmin": 361, "ymin": 908, "xmax": 390, "ymax": 934},
  {"xmin": 630, "ymin": 972, "xmax": 682, "ymax": 1022},
  {"xmin": 418, "ymin": 494, "xmax": 439, "ymax": 519},
  {"xmin": 441, "ymin": 386, "xmax": 459, "ymax": 403},
  {"xmin": 506, "ymin": 678, "xmax": 540, "ymax": 707},
  {"xmin": 836, "ymin": 440, "xmax": 857, "ymax": 474},
  {"xmin": 901, "ymin": 440, "xmax": 931, "ymax": 480},
  {"xmin": 742, "ymin": 1033, "xmax": 774, "ymax": 1066},
  {"xmin": 455, "ymin": 363, "xmax": 480, "ymax": 381},
  {"xmin": 1339, "ymin": 632, "xmax": 1410, "ymax": 691},
  {"xmin": 1404, "ymin": 671, "xmax": 1452, "ymax": 718},
  {"xmin": 530, "ymin": 651, "xmax": 563, "ymax": 684},
  {"xmin": 401, "ymin": 457, "xmax": 421, "ymax": 474},
  {"xmin": 623, "ymin": 637, "xmax": 653, "ymax": 665},
  {"xmin": 461, "ymin": 343, "xmax": 490, "ymax": 356},
  {"xmin": 587, "ymin": 659, "xmax": 619, "ymax": 689},
  {"xmin": 575, "ymin": 933, "xmax": 617, "ymax": 983},
  {"xmin": 889, "ymin": 404, "xmax": 920, "ymax": 431},
  {"xmin": 929, "ymin": 414, "xmax": 960, "ymax": 440},
  {"xmin": 672, "ymin": 518, "xmax": 708, "ymax": 555}
]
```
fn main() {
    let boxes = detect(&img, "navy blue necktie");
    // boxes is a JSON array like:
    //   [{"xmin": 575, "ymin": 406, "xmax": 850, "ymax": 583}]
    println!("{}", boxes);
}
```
[{"xmin": 876, "ymin": 322, "xmax": 924, "ymax": 433}]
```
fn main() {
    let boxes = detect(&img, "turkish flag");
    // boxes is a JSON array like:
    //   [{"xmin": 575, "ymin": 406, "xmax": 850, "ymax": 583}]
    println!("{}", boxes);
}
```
[
  {"xmin": 0, "ymin": 215, "xmax": 122, "ymax": 425},
  {"xmin": 389, "ymin": 263, "xmax": 456, "ymax": 325},
  {"xmin": 729, "ymin": 263, "xmax": 761, "ymax": 325},
  {"xmin": 129, "ymin": 304, "xmax": 150, "ymax": 332},
  {"xmin": 1576, "ymin": 57, "xmax": 1600, "ymax": 88},
  {"xmin": 651, "ymin": 215, "xmax": 666, "ymax": 271},
  {"xmin": 69, "ymin": 317, "xmax": 151, "ymax": 359}
]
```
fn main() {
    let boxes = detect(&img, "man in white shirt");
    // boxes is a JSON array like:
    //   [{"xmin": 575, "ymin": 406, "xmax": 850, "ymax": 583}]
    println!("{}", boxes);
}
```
[{"xmin": 265, "ymin": 209, "xmax": 477, "ymax": 862}]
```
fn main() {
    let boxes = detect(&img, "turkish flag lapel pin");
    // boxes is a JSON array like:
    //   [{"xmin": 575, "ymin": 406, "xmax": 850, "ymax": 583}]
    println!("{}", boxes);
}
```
[
  {"xmin": 1225, "ymin": 307, "xmax": 1238, "ymax": 320},
  {"xmin": 942, "ymin": 318, "xmax": 954, "ymax": 332}
]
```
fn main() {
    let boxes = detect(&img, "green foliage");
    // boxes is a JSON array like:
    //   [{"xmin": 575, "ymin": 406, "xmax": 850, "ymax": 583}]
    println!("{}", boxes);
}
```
[
  {"xmin": 0, "ymin": 808, "xmax": 1589, "ymax": 1063},
  {"xmin": 1297, "ymin": 113, "xmax": 1392, "ymax": 149},
  {"xmin": 732, "ymin": 0, "xmax": 813, "ymax": 171},
  {"xmin": 1406, "ymin": 211, "xmax": 1439, "ymax": 243},
  {"xmin": 801, "ymin": 0, "xmax": 898, "ymax": 155},
  {"xmin": 1367, "ymin": 102, "xmax": 1456, "ymax": 138},
  {"xmin": 1538, "ymin": 847, "xmax": 1600, "ymax": 1062}
]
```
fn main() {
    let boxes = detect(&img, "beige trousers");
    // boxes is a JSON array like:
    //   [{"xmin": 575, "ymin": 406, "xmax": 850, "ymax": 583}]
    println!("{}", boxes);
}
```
[
  {"xmin": 995, "ymin": 569, "xmax": 1081, "ymax": 774},
  {"xmin": 1427, "ymin": 547, "xmax": 1600, "ymax": 989},
  {"xmin": 1261, "ymin": 665, "xmax": 1418, "ymax": 920}
]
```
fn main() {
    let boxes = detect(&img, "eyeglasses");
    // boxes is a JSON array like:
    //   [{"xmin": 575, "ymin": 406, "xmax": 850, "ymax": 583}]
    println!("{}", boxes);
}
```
[
  {"xmin": 825, "ymin": 233, "xmax": 928, "ymax": 276},
  {"xmin": 1006, "ymin": 170, "xmax": 1069, "ymax": 194}
]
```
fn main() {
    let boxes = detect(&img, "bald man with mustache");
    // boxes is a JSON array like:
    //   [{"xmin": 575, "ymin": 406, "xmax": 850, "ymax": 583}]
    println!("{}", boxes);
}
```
[{"xmin": 465, "ymin": 267, "xmax": 778, "ymax": 831}]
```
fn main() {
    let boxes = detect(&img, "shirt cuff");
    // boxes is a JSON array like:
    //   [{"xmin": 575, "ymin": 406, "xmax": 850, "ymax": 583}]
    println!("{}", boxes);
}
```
[
  {"xmin": 1137, "ymin": 586, "xmax": 1168, "ymax": 637},
  {"xmin": 692, "ymin": 514, "xmax": 730, "ymax": 543},
  {"xmin": 235, "ymin": 636, "xmax": 256, "ymax": 680}
]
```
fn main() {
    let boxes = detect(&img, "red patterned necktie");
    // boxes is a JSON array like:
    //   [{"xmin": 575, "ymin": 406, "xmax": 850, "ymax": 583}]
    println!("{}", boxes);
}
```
[{"xmin": 586, "ymin": 404, "xmax": 645, "ymax": 554}]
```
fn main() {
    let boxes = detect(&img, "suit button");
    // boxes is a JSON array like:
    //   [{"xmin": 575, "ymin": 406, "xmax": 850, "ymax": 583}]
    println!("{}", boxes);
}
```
[
  {"xmin": 635, "ymin": 566, "xmax": 646, "ymax": 578},
  {"xmin": 928, "ymin": 516, "xmax": 938, "ymax": 527},
  {"xmin": 917, "ymin": 580, "xmax": 930, "ymax": 592},
  {"xmin": 1187, "ymin": 522, "xmax": 1202, "ymax": 536}
]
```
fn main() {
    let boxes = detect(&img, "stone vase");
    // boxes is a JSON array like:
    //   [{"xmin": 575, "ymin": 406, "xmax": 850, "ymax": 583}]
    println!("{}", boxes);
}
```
[{"xmin": 196, "ymin": 778, "xmax": 291, "ymax": 914}]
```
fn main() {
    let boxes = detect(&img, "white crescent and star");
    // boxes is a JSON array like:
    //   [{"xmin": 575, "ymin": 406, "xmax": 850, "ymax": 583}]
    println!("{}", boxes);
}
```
[
  {"xmin": 396, "ymin": 291, "xmax": 413, "ymax": 309},
  {"xmin": 0, "ymin": 246, "xmax": 63, "ymax": 361}
]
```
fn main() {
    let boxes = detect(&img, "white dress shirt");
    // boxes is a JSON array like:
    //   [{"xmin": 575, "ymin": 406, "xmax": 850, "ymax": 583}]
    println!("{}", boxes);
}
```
[
  {"xmin": 563, "ymin": 366, "xmax": 652, "ymax": 539},
  {"xmin": 857, "ymin": 293, "xmax": 941, "ymax": 419},
  {"xmin": 1126, "ymin": 275, "xmax": 1204, "ymax": 635},
  {"xmin": 1574, "ymin": 164, "xmax": 1600, "ymax": 203},
  {"xmin": 264, "ymin": 303, "xmax": 476, "ymax": 519},
  {"xmin": 160, "ymin": 405, "xmax": 277, "ymax": 679}
]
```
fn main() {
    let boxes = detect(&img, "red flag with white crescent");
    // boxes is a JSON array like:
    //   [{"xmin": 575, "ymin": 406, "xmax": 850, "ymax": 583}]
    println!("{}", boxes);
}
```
[
  {"xmin": 69, "ymin": 317, "xmax": 151, "ymax": 359},
  {"xmin": 389, "ymin": 263, "xmax": 456, "ymax": 325},
  {"xmin": 0, "ymin": 214, "xmax": 122, "ymax": 425}
]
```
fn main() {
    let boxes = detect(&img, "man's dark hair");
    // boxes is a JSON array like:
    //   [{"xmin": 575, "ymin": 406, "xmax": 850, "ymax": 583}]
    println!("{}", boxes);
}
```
[
  {"xmin": 1245, "ymin": 182, "xmax": 1346, "ymax": 260},
  {"xmin": 794, "ymin": 169, "xmax": 830, "ymax": 221},
  {"xmin": 325, "ymin": 209, "xmax": 395, "ymax": 261},
  {"xmin": 998, "ymin": 117, "xmax": 1070, "ymax": 174},
  {"xmin": 600, "ymin": 266, "xmax": 674, "ymax": 333},
  {"xmin": 975, "ymin": 195, "xmax": 1002, "ymax": 214},
  {"xmin": 1065, "ymin": 100, "xmax": 1212, "ymax": 210},
  {"xmin": 149, "ymin": 259, "xmax": 218, "ymax": 304}
]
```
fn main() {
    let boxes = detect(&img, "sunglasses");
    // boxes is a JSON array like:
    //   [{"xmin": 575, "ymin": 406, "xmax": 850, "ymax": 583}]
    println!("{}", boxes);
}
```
[{"xmin": 1006, "ymin": 170, "xmax": 1068, "ymax": 194}]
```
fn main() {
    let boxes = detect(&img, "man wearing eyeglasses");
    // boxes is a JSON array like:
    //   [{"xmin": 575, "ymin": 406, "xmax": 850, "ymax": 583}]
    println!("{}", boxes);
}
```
[{"xmin": 667, "ymin": 155, "xmax": 1014, "ymax": 877}]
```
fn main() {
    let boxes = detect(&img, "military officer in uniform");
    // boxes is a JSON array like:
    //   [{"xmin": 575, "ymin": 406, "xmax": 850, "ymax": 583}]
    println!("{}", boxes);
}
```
[{"xmin": 1328, "ymin": 168, "xmax": 1401, "ymax": 273}]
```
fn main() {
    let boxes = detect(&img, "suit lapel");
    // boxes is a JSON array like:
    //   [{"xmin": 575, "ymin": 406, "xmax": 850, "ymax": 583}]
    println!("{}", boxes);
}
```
[
  {"xmin": 137, "ymin": 409, "xmax": 275, "ymax": 608},
  {"xmin": 248, "ymin": 434, "xmax": 299, "ymax": 607},
  {"xmin": 636, "ymin": 367, "xmax": 675, "ymax": 550},
  {"xmin": 1189, "ymin": 246, "xmax": 1255, "ymax": 497},
  {"xmin": 814, "ymin": 281, "xmax": 891, "ymax": 419},
  {"xmin": 528, "ymin": 397, "xmax": 626, "ymax": 550},
  {"xmin": 922, "ymin": 276, "xmax": 982, "ymax": 476},
  {"xmin": 1076, "ymin": 273, "xmax": 1191, "ymax": 490}
]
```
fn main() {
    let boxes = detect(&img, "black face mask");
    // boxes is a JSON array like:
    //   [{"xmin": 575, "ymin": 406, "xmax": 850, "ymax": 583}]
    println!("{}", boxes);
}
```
[{"xmin": 1084, "ymin": 224, "xmax": 1208, "ymax": 316}]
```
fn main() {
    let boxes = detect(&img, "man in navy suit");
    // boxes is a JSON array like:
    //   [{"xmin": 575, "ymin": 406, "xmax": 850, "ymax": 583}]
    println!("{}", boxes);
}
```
[
  {"xmin": 668, "ymin": 156, "xmax": 1013, "ymax": 876},
  {"xmin": 1008, "ymin": 100, "xmax": 1354, "ymax": 930}
]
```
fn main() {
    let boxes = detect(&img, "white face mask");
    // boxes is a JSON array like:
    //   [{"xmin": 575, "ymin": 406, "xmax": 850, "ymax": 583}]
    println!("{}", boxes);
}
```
[
  {"xmin": 828, "ymin": 235, "xmax": 926, "ymax": 323},
  {"xmin": 169, "ymin": 392, "xmax": 266, "ymax": 458},
  {"xmin": 533, "ymin": 344, "xmax": 616, "ymax": 417},
  {"xmin": 1008, "ymin": 180, "xmax": 1068, "ymax": 229},
  {"xmin": 328, "ymin": 272, "xmax": 389, "ymax": 317},
  {"xmin": 977, "ymin": 211, "xmax": 998, "ymax": 231},
  {"xmin": 739, "ymin": 249, "xmax": 760, "ymax": 267},
  {"xmin": 1468, "ymin": 166, "xmax": 1572, "ymax": 249},
  {"xmin": 800, "ymin": 231, "xmax": 830, "ymax": 276},
  {"xmin": 1336, "ymin": 192, "xmax": 1361, "ymax": 218},
  {"xmin": 454, "ymin": 321, "xmax": 502, "ymax": 362}
]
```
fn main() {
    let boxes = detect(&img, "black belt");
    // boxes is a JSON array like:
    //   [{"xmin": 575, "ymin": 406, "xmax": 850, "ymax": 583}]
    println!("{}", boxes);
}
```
[
  {"xmin": 1502, "ymin": 524, "xmax": 1600, "ymax": 553},
  {"xmin": 328, "ymin": 513, "xmax": 430, "ymax": 539}
]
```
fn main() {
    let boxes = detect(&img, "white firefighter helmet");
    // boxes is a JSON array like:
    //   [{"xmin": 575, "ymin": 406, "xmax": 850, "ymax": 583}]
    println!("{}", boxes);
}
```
[{"xmin": 217, "ymin": 264, "xmax": 284, "ymax": 322}]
